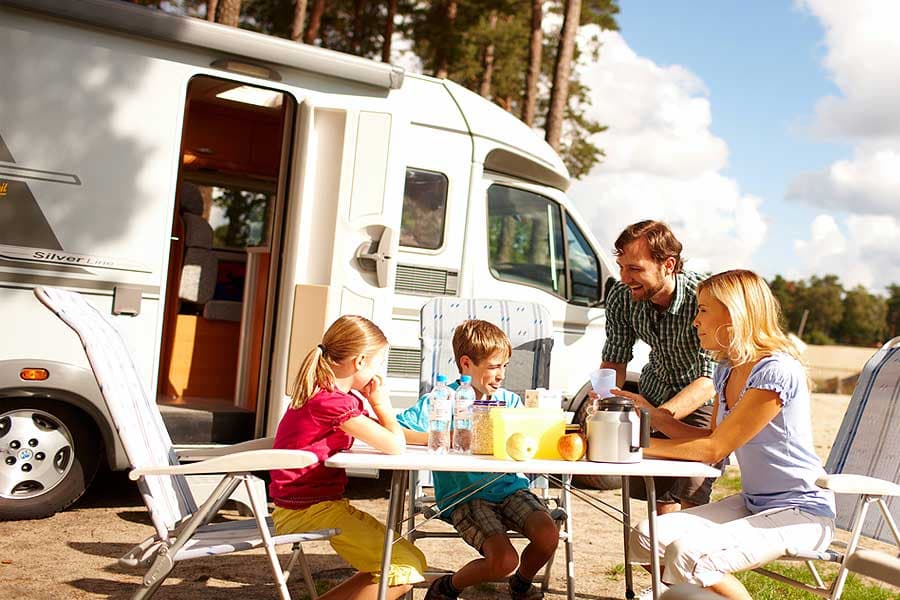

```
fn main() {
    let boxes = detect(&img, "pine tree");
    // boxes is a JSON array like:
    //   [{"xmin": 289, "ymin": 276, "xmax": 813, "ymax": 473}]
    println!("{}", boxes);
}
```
[
  {"xmin": 290, "ymin": 0, "xmax": 307, "ymax": 41},
  {"xmin": 545, "ymin": 0, "xmax": 581, "ymax": 152},
  {"xmin": 216, "ymin": 0, "xmax": 242, "ymax": 26}
]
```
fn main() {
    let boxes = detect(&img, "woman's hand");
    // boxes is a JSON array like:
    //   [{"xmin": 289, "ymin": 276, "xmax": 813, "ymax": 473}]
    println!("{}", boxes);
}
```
[{"xmin": 610, "ymin": 388, "xmax": 655, "ymax": 413}]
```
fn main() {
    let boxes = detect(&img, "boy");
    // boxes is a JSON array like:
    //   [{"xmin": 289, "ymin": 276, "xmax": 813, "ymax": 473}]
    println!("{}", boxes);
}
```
[{"xmin": 397, "ymin": 320, "xmax": 558, "ymax": 600}]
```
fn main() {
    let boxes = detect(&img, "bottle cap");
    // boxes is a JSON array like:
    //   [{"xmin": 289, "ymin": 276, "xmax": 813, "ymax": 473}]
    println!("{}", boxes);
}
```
[
  {"xmin": 460, "ymin": 375, "xmax": 472, "ymax": 384},
  {"xmin": 436, "ymin": 374, "xmax": 447, "ymax": 383}
]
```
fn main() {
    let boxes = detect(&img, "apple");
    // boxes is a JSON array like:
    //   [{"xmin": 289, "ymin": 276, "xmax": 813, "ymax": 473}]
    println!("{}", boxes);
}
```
[
  {"xmin": 506, "ymin": 432, "xmax": 538, "ymax": 461},
  {"xmin": 557, "ymin": 433, "xmax": 586, "ymax": 461}
]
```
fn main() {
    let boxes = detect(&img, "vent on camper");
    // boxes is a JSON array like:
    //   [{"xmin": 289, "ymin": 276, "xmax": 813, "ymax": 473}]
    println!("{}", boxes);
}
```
[
  {"xmin": 387, "ymin": 347, "xmax": 421, "ymax": 379},
  {"xmin": 395, "ymin": 264, "xmax": 458, "ymax": 296}
]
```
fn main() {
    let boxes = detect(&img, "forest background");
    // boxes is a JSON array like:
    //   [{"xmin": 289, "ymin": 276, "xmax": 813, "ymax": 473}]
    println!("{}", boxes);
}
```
[{"xmin": 128, "ymin": 0, "xmax": 900, "ymax": 347}]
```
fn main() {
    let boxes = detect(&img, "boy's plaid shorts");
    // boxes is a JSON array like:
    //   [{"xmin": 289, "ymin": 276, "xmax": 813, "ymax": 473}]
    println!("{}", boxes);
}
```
[{"xmin": 449, "ymin": 488, "xmax": 549, "ymax": 552}]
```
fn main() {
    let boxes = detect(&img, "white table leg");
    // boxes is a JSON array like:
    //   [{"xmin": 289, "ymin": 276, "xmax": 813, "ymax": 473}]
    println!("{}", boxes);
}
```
[
  {"xmin": 622, "ymin": 476, "xmax": 634, "ymax": 598},
  {"xmin": 378, "ymin": 469, "xmax": 408, "ymax": 600},
  {"xmin": 644, "ymin": 475, "xmax": 660, "ymax": 600}
]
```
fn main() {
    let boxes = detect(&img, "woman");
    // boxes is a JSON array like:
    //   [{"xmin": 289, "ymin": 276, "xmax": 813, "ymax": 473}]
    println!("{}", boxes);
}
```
[{"xmin": 617, "ymin": 269, "xmax": 835, "ymax": 600}]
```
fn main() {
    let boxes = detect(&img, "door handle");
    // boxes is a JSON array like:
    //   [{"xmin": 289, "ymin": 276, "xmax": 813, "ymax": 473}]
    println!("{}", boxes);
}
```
[{"xmin": 355, "ymin": 226, "xmax": 396, "ymax": 289}]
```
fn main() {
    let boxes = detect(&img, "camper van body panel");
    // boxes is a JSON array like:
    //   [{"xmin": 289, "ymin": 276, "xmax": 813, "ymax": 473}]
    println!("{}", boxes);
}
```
[{"xmin": 0, "ymin": 0, "xmax": 640, "ymax": 518}]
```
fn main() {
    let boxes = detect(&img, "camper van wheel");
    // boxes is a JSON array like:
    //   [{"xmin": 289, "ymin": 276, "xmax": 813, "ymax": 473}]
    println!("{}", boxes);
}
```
[
  {"xmin": 0, "ymin": 399, "xmax": 101, "ymax": 520},
  {"xmin": 573, "ymin": 381, "xmax": 625, "ymax": 491}
]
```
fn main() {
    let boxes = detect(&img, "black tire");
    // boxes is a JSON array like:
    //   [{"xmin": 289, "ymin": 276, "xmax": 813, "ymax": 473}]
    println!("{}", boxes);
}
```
[{"xmin": 0, "ymin": 399, "xmax": 102, "ymax": 520}]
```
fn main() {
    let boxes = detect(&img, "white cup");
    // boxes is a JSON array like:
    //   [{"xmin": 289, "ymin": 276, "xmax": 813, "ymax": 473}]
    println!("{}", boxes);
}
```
[{"xmin": 589, "ymin": 368, "xmax": 617, "ymax": 399}]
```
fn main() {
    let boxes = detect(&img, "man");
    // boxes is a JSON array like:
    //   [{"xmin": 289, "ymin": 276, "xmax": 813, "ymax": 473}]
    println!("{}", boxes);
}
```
[{"xmin": 600, "ymin": 220, "xmax": 718, "ymax": 515}]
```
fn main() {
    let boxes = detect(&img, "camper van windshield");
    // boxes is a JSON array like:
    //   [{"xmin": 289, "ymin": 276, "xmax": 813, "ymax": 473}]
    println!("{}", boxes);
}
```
[{"xmin": 487, "ymin": 184, "xmax": 602, "ymax": 306}]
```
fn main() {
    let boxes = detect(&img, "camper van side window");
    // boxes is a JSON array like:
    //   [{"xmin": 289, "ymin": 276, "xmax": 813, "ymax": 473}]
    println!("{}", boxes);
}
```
[
  {"xmin": 400, "ymin": 168, "xmax": 448, "ymax": 250},
  {"xmin": 565, "ymin": 215, "xmax": 602, "ymax": 306},
  {"xmin": 487, "ymin": 185, "xmax": 567, "ymax": 298}
]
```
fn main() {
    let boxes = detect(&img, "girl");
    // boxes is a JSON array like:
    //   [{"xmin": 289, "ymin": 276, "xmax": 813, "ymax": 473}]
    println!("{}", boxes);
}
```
[
  {"xmin": 269, "ymin": 315, "xmax": 427, "ymax": 600},
  {"xmin": 618, "ymin": 270, "xmax": 835, "ymax": 600}
]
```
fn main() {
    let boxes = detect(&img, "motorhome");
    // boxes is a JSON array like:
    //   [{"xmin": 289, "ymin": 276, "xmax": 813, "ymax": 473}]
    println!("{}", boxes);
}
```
[{"xmin": 0, "ymin": 0, "xmax": 632, "ymax": 520}]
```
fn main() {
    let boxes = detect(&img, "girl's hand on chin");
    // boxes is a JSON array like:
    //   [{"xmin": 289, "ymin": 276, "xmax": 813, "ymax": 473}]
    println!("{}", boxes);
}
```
[{"xmin": 361, "ymin": 374, "xmax": 388, "ymax": 408}]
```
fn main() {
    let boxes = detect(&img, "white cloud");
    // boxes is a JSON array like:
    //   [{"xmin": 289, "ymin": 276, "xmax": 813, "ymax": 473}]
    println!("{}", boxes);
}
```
[
  {"xmin": 793, "ymin": 214, "xmax": 900, "ymax": 291},
  {"xmin": 787, "ymin": 146, "xmax": 900, "ymax": 216},
  {"xmin": 569, "ymin": 28, "xmax": 767, "ymax": 275},
  {"xmin": 799, "ymin": 0, "xmax": 900, "ymax": 140},
  {"xmin": 787, "ymin": 1, "xmax": 900, "ymax": 288}
]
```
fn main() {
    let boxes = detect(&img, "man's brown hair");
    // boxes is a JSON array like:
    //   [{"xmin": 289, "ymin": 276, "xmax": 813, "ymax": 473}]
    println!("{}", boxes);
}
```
[
  {"xmin": 614, "ymin": 220, "xmax": 684, "ymax": 272},
  {"xmin": 452, "ymin": 320, "xmax": 512, "ymax": 369}
]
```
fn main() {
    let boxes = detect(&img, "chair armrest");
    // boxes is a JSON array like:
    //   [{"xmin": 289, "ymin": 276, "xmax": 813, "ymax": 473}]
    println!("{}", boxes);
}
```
[
  {"xmin": 816, "ymin": 473, "xmax": 900, "ymax": 496},
  {"xmin": 129, "ymin": 449, "xmax": 316, "ymax": 480},
  {"xmin": 176, "ymin": 437, "xmax": 275, "ymax": 461},
  {"xmin": 845, "ymin": 549, "xmax": 900, "ymax": 587}
]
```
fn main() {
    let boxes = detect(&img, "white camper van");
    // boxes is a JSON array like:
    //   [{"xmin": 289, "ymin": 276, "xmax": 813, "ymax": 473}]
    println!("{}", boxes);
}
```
[{"xmin": 0, "ymin": 0, "xmax": 630, "ymax": 520}]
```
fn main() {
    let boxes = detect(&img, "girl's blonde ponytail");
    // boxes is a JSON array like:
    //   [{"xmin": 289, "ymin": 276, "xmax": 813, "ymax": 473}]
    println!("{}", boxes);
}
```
[{"xmin": 289, "ymin": 315, "xmax": 387, "ymax": 409}]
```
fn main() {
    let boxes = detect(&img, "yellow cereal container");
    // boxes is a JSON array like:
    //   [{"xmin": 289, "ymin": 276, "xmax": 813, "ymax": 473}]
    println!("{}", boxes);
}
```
[{"xmin": 490, "ymin": 407, "xmax": 566, "ymax": 460}]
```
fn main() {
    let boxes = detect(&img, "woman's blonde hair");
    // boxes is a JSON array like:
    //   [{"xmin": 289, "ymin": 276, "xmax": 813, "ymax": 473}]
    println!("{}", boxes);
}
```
[
  {"xmin": 290, "ymin": 315, "xmax": 388, "ymax": 409},
  {"xmin": 698, "ymin": 269, "xmax": 801, "ymax": 366}
]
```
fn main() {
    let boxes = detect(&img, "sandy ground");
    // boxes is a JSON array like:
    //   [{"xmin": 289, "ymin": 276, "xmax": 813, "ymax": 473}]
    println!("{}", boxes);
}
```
[{"xmin": 0, "ymin": 393, "xmax": 872, "ymax": 600}]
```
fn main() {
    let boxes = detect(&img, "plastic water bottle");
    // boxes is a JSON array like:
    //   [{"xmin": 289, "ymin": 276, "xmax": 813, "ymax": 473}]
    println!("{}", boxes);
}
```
[
  {"xmin": 427, "ymin": 374, "xmax": 453, "ymax": 454},
  {"xmin": 452, "ymin": 375, "xmax": 475, "ymax": 454}
]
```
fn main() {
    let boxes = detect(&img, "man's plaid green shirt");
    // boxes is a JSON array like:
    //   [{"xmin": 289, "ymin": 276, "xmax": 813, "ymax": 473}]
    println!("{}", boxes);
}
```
[{"xmin": 602, "ymin": 270, "xmax": 717, "ymax": 407}]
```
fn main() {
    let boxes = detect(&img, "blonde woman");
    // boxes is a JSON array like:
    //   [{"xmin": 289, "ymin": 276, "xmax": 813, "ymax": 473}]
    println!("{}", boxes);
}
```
[
  {"xmin": 269, "ymin": 315, "xmax": 426, "ymax": 600},
  {"xmin": 617, "ymin": 270, "xmax": 835, "ymax": 600}
]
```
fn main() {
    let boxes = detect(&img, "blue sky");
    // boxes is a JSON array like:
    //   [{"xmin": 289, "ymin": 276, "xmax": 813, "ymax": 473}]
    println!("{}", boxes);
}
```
[{"xmin": 568, "ymin": 0, "xmax": 900, "ymax": 292}]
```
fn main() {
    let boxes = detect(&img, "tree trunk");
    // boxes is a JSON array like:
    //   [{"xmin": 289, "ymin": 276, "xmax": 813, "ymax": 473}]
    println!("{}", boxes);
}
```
[
  {"xmin": 522, "ymin": 0, "xmax": 543, "ymax": 126},
  {"xmin": 434, "ymin": 1, "xmax": 458, "ymax": 79},
  {"xmin": 479, "ymin": 11, "xmax": 498, "ymax": 99},
  {"xmin": 216, "ymin": 0, "xmax": 241, "ymax": 27},
  {"xmin": 545, "ymin": 0, "xmax": 581, "ymax": 151},
  {"xmin": 206, "ymin": 0, "xmax": 218, "ymax": 22},
  {"xmin": 304, "ymin": 0, "xmax": 325, "ymax": 44},
  {"xmin": 351, "ymin": 0, "xmax": 365, "ymax": 54},
  {"xmin": 382, "ymin": 0, "xmax": 398, "ymax": 62},
  {"xmin": 290, "ymin": 0, "xmax": 308, "ymax": 42}
]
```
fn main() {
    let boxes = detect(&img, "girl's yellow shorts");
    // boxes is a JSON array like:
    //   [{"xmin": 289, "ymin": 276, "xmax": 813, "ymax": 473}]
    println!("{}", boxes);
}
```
[{"xmin": 273, "ymin": 498, "xmax": 427, "ymax": 586}]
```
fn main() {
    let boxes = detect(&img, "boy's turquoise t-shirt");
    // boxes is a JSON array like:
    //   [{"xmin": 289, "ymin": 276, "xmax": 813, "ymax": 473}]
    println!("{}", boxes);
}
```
[{"xmin": 396, "ymin": 382, "xmax": 529, "ymax": 511}]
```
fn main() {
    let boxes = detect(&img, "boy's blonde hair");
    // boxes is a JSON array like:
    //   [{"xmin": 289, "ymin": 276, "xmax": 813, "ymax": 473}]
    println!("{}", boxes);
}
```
[
  {"xmin": 290, "ymin": 315, "xmax": 388, "ymax": 409},
  {"xmin": 698, "ymin": 270, "xmax": 802, "ymax": 366},
  {"xmin": 452, "ymin": 320, "xmax": 512, "ymax": 369}
]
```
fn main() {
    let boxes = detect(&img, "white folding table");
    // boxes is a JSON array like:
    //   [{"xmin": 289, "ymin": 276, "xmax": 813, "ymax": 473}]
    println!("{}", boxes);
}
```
[{"xmin": 326, "ymin": 445, "xmax": 720, "ymax": 600}]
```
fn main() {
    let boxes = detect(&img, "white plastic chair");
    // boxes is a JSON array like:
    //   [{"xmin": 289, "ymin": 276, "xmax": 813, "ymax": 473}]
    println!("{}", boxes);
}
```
[
  {"xmin": 407, "ymin": 298, "xmax": 574, "ymax": 599},
  {"xmin": 753, "ymin": 336, "xmax": 900, "ymax": 599},
  {"xmin": 34, "ymin": 287, "xmax": 338, "ymax": 600}
]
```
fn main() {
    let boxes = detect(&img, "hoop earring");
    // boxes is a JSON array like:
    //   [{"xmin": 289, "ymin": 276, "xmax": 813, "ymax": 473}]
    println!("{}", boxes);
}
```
[{"xmin": 714, "ymin": 324, "xmax": 732, "ymax": 349}]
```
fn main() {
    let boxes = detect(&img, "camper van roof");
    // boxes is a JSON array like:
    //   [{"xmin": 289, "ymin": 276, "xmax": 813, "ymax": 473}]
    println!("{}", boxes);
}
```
[
  {"xmin": 442, "ymin": 80, "xmax": 571, "ymax": 191},
  {"xmin": 2, "ymin": 0, "xmax": 404, "ymax": 91}
]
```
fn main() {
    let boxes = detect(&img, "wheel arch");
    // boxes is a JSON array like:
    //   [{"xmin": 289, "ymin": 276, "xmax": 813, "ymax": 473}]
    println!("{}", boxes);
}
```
[{"xmin": 0, "ymin": 360, "xmax": 128, "ymax": 470}]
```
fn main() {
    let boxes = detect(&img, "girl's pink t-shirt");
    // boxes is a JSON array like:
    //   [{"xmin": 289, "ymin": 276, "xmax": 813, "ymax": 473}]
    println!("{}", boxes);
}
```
[{"xmin": 269, "ymin": 388, "xmax": 368, "ymax": 509}]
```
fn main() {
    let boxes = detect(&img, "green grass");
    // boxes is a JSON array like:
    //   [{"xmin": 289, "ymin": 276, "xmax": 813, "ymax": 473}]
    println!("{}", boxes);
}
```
[
  {"xmin": 708, "ymin": 471, "xmax": 899, "ymax": 599},
  {"xmin": 297, "ymin": 579, "xmax": 336, "ymax": 600},
  {"xmin": 710, "ymin": 465, "xmax": 742, "ymax": 501},
  {"xmin": 737, "ymin": 562, "xmax": 900, "ymax": 599},
  {"xmin": 605, "ymin": 563, "xmax": 626, "ymax": 581}
]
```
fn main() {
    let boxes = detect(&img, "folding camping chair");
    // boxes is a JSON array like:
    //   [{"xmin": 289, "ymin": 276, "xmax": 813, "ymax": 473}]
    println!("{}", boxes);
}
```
[
  {"xmin": 406, "ymin": 298, "xmax": 575, "ymax": 599},
  {"xmin": 34, "ymin": 287, "xmax": 338, "ymax": 600},
  {"xmin": 753, "ymin": 336, "xmax": 900, "ymax": 599}
]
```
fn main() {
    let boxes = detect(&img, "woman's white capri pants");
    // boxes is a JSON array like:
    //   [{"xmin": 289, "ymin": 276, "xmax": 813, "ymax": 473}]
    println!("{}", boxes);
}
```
[{"xmin": 629, "ymin": 494, "xmax": 834, "ymax": 587}]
